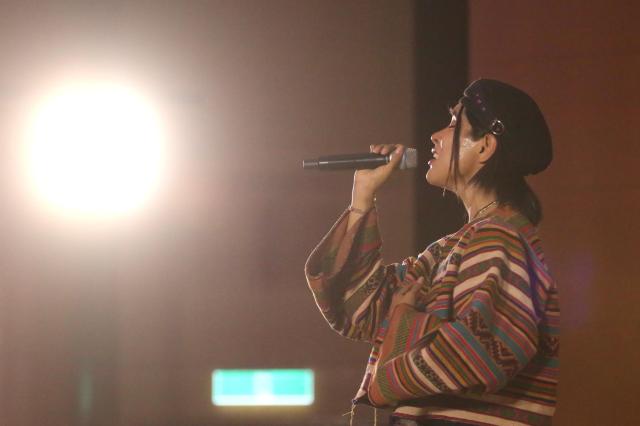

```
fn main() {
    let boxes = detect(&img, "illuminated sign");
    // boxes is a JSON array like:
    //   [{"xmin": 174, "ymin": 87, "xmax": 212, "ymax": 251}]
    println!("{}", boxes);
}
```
[{"xmin": 212, "ymin": 369, "xmax": 314, "ymax": 406}]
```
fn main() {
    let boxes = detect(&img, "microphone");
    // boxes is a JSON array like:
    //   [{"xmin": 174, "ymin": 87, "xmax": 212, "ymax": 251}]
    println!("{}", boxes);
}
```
[{"xmin": 303, "ymin": 148, "xmax": 417, "ymax": 171}]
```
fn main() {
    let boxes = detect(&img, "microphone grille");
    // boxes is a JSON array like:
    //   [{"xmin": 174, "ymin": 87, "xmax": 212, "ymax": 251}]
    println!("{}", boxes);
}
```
[{"xmin": 399, "ymin": 148, "xmax": 417, "ymax": 170}]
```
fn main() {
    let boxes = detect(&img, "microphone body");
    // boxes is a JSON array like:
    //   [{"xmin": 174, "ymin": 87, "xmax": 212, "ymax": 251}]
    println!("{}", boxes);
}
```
[{"xmin": 303, "ymin": 148, "xmax": 417, "ymax": 171}]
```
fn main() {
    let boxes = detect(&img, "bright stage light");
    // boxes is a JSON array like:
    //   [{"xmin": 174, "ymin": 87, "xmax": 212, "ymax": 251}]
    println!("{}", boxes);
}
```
[{"xmin": 24, "ymin": 82, "xmax": 166, "ymax": 217}]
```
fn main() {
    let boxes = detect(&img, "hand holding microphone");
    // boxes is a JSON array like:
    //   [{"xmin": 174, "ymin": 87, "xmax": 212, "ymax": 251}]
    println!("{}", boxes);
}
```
[
  {"xmin": 302, "ymin": 146, "xmax": 417, "ymax": 171},
  {"xmin": 351, "ymin": 144, "xmax": 411, "ymax": 228},
  {"xmin": 352, "ymin": 144, "xmax": 407, "ymax": 198},
  {"xmin": 303, "ymin": 144, "xmax": 415, "ymax": 216}
]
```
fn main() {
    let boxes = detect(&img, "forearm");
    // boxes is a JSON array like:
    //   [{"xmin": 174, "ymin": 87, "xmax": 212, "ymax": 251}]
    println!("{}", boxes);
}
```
[
  {"xmin": 305, "ymin": 207, "xmax": 393, "ymax": 341},
  {"xmin": 368, "ymin": 296, "xmax": 538, "ymax": 407},
  {"xmin": 347, "ymin": 185, "xmax": 375, "ymax": 231}
]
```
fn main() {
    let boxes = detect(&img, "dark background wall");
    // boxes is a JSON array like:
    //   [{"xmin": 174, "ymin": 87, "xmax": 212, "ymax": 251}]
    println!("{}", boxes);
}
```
[
  {"xmin": 0, "ymin": 1, "xmax": 637, "ymax": 425},
  {"xmin": 469, "ymin": 2, "xmax": 640, "ymax": 425}
]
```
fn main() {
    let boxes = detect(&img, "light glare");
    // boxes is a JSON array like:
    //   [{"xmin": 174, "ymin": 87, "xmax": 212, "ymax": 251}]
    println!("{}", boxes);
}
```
[{"xmin": 25, "ymin": 82, "xmax": 165, "ymax": 217}]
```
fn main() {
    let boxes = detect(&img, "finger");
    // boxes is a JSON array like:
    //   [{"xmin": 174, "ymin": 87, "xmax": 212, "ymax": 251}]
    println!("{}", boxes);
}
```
[
  {"xmin": 407, "ymin": 282, "xmax": 422, "ymax": 294},
  {"xmin": 407, "ymin": 277, "xmax": 424, "ymax": 291},
  {"xmin": 387, "ymin": 145, "xmax": 406, "ymax": 168},
  {"xmin": 370, "ymin": 144, "xmax": 384, "ymax": 154},
  {"xmin": 400, "ymin": 276, "xmax": 416, "ymax": 288},
  {"xmin": 398, "ymin": 278, "xmax": 420, "ymax": 293},
  {"xmin": 400, "ymin": 275, "xmax": 421, "ymax": 285},
  {"xmin": 380, "ymin": 144, "xmax": 397, "ymax": 156}
]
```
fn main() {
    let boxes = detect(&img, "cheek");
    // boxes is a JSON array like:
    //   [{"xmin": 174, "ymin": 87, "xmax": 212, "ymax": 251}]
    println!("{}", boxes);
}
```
[
  {"xmin": 459, "ymin": 136, "xmax": 479, "ymax": 159},
  {"xmin": 460, "ymin": 136, "xmax": 475, "ymax": 150},
  {"xmin": 457, "ymin": 144, "xmax": 480, "ymax": 174},
  {"xmin": 439, "ymin": 142, "xmax": 456, "ymax": 167}
]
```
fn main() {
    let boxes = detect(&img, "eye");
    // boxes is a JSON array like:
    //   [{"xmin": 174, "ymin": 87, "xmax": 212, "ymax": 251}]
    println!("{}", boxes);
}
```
[{"xmin": 446, "ymin": 103, "xmax": 459, "ymax": 128}]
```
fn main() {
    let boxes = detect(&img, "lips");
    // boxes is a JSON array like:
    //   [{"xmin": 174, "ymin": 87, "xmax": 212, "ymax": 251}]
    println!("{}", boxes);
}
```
[{"xmin": 428, "ymin": 148, "xmax": 440, "ymax": 168}]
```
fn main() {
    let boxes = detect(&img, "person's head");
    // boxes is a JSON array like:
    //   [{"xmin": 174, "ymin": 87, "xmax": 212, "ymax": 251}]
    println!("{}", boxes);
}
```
[{"xmin": 426, "ymin": 79, "xmax": 552, "ymax": 225}]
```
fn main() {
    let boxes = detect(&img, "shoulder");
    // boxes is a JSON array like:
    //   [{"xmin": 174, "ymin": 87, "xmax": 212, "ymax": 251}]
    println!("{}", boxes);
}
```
[
  {"xmin": 460, "ymin": 215, "xmax": 527, "ymax": 262},
  {"xmin": 418, "ymin": 227, "xmax": 463, "ymax": 267},
  {"xmin": 470, "ymin": 214, "xmax": 522, "ymax": 239}
]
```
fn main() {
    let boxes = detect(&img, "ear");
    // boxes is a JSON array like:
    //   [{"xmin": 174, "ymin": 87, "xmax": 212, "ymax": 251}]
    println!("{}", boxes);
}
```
[{"xmin": 478, "ymin": 134, "xmax": 497, "ymax": 163}]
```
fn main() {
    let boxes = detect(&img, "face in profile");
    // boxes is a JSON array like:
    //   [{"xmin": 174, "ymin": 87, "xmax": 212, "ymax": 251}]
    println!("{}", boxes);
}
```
[{"xmin": 426, "ymin": 104, "xmax": 485, "ymax": 192}]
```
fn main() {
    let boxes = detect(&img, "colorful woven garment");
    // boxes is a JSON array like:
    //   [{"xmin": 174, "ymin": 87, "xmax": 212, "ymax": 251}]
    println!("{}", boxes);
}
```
[{"xmin": 305, "ymin": 206, "xmax": 559, "ymax": 426}]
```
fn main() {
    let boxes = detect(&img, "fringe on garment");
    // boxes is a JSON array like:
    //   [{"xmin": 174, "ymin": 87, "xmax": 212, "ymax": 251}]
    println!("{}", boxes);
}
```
[{"xmin": 342, "ymin": 403, "xmax": 378, "ymax": 426}]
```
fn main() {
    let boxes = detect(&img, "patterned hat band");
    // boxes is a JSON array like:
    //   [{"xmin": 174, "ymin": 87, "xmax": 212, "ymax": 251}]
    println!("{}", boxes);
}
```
[{"xmin": 461, "ymin": 90, "xmax": 506, "ymax": 137}]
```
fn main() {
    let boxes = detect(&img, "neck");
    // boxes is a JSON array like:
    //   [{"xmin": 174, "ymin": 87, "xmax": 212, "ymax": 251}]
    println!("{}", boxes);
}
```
[{"xmin": 458, "ymin": 185, "xmax": 498, "ymax": 222}]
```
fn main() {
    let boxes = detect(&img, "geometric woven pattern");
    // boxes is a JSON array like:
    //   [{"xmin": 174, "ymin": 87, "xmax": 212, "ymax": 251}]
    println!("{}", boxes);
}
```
[
  {"xmin": 305, "ymin": 206, "xmax": 559, "ymax": 425},
  {"xmin": 462, "ymin": 310, "xmax": 520, "ymax": 378}
]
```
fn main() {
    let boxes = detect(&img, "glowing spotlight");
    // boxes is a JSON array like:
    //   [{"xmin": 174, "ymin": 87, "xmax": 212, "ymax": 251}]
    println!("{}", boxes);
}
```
[{"xmin": 24, "ymin": 82, "xmax": 166, "ymax": 217}]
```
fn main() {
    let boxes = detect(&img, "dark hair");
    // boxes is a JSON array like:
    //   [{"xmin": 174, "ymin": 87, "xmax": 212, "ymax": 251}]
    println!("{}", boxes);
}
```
[{"xmin": 447, "ymin": 79, "xmax": 552, "ymax": 226}]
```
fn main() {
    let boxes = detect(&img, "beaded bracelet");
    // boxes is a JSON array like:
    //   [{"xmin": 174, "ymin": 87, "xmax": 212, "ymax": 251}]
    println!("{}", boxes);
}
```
[{"xmin": 348, "ymin": 205, "xmax": 371, "ymax": 215}]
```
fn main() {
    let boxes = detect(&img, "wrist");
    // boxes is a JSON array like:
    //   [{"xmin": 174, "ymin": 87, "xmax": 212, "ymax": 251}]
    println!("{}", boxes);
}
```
[
  {"xmin": 350, "ymin": 194, "xmax": 375, "ymax": 211},
  {"xmin": 346, "ymin": 196, "xmax": 375, "ymax": 229},
  {"xmin": 348, "ymin": 205, "xmax": 370, "ymax": 215}
]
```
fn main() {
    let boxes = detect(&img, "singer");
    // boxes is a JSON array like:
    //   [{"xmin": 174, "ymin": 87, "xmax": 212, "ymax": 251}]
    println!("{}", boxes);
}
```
[{"xmin": 305, "ymin": 79, "xmax": 559, "ymax": 426}]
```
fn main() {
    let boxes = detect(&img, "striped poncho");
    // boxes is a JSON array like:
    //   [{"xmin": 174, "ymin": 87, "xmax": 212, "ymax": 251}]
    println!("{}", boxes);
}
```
[{"xmin": 304, "ymin": 206, "xmax": 559, "ymax": 426}]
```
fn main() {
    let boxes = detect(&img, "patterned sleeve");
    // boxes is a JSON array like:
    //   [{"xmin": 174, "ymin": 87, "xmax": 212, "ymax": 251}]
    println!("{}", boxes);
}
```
[
  {"xmin": 367, "ymin": 222, "xmax": 539, "ymax": 406},
  {"xmin": 304, "ymin": 208, "xmax": 436, "ymax": 343}
]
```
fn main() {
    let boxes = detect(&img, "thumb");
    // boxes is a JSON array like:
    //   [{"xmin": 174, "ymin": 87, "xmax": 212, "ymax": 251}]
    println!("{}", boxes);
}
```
[{"xmin": 387, "ymin": 145, "xmax": 406, "ymax": 169}]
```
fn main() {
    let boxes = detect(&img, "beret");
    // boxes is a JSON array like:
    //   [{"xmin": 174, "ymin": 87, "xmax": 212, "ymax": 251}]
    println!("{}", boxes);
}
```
[{"xmin": 460, "ymin": 79, "xmax": 552, "ymax": 176}]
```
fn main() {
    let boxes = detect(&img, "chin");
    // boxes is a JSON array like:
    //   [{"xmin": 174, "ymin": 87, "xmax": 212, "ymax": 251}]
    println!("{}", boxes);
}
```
[
  {"xmin": 426, "ymin": 169, "xmax": 453, "ymax": 191},
  {"xmin": 425, "ymin": 170, "xmax": 442, "ymax": 188}
]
